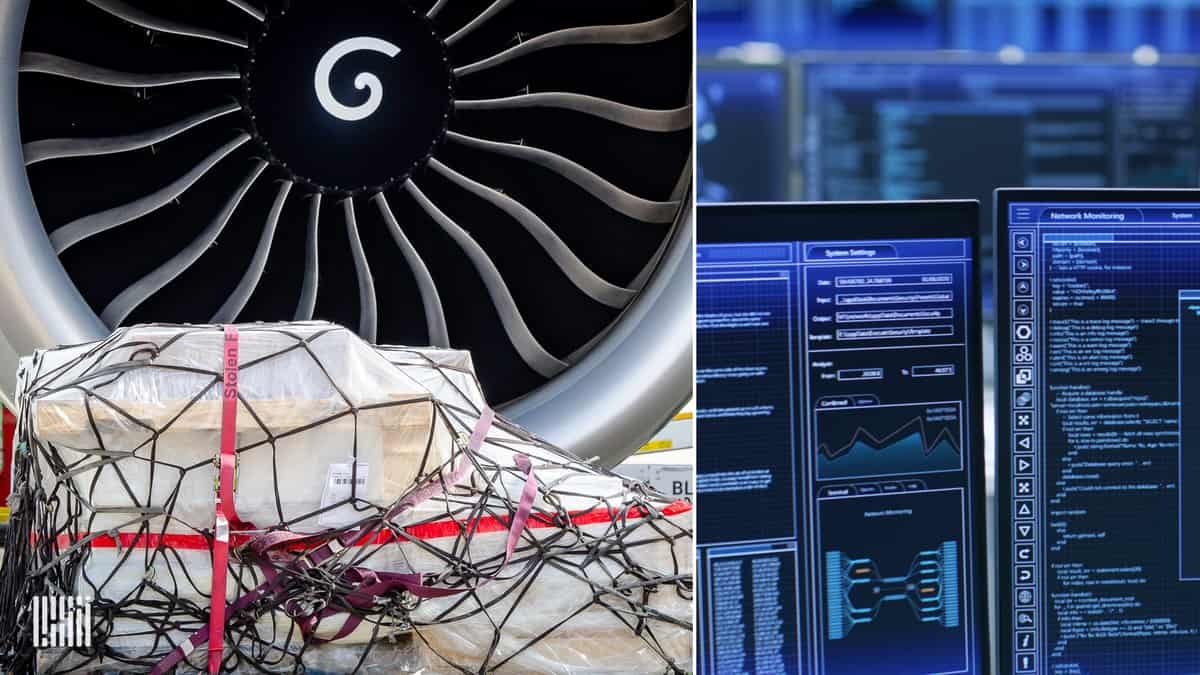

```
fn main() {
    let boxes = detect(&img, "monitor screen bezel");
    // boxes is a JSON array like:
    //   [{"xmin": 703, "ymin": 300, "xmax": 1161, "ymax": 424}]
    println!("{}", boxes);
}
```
[
  {"xmin": 697, "ymin": 199, "xmax": 990, "ymax": 674},
  {"xmin": 994, "ymin": 187, "xmax": 1200, "ymax": 670},
  {"xmin": 699, "ymin": 199, "xmax": 981, "ymax": 243}
]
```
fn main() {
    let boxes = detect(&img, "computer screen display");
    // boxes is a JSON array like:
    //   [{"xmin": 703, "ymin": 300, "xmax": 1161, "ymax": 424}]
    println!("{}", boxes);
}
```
[
  {"xmin": 803, "ymin": 61, "xmax": 1200, "ymax": 314},
  {"xmin": 696, "ymin": 201, "xmax": 988, "ymax": 674},
  {"xmin": 699, "ymin": 1, "xmax": 1200, "ymax": 53},
  {"xmin": 996, "ymin": 189, "xmax": 1200, "ymax": 673},
  {"xmin": 817, "ymin": 0, "xmax": 944, "ymax": 49},
  {"xmin": 697, "ymin": 63, "xmax": 792, "ymax": 203}
]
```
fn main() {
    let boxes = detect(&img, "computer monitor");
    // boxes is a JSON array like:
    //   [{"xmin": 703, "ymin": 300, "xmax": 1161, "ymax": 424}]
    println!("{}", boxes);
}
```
[
  {"xmin": 700, "ymin": 2, "xmax": 1200, "ymax": 53},
  {"xmin": 950, "ymin": 1, "xmax": 1200, "ymax": 53},
  {"xmin": 803, "ymin": 59, "xmax": 1200, "ymax": 314},
  {"xmin": 996, "ymin": 188, "xmax": 1200, "ymax": 673},
  {"xmin": 697, "ymin": 62, "xmax": 794, "ymax": 203},
  {"xmin": 696, "ymin": 1, "xmax": 943, "ymax": 51},
  {"xmin": 815, "ymin": 0, "xmax": 944, "ymax": 50},
  {"xmin": 696, "ymin": 201, "xmax": 988, "ymax": 674}
]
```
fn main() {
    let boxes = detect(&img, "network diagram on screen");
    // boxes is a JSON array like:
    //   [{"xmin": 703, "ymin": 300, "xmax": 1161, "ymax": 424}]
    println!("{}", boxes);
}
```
[
  {"xmin": 696, "ymin": 231, "xmax": 982, "ymax": 674},
  {"xmin": 825, "ymin": 540, "xmax": 960, "ymax": 641},
  {"xmin": 999, "ymin": 196, "xmax": 1200, "ymax": 673}
]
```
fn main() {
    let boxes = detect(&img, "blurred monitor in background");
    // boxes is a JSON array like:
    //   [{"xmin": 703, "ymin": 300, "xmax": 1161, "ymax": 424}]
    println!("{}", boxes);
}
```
[
  {"xmin": 699, "ymin": 0, "xmax": 1200, "ymax": 53},
  {"xmin": 698, "ymin": 0, "xmax": 943, "ymax": 51},
  {"xmin": 697, "ymin": 62, "xmax": 793, "ymax": 203},
  {"xmin": 822, "ymin": 0, "xmax": 943, "ymax": 48},
  {"xmin": 803, "ymin": 61, "xmax": 1200, "ymax": 202},
  {"xmin": 802, "ymin": 59, "xmax": 1200, "ymax": 314}
]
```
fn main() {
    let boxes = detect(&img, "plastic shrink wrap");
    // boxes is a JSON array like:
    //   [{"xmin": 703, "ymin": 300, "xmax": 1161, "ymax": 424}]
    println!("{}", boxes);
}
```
[{"xmin": 0, "ymin": 323, "xmax": 692, "ymax": 674}]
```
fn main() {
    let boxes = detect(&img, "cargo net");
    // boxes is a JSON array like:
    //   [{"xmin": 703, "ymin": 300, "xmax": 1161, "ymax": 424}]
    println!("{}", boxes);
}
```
[{"xmin": 0, "ymin": 323, "xmax": 692, "ymax": 674}]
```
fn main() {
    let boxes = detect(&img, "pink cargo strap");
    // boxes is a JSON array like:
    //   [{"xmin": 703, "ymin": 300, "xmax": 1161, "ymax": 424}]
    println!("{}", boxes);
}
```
[{"xmin": 208, "ymin": 325, "xmax": 240, "ymax": 674}]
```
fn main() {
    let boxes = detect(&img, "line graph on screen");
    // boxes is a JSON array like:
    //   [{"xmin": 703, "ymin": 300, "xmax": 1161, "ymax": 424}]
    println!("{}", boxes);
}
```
[{"xmin": 815, "ymin": 402, "xmax": 962, "ymax": 480}]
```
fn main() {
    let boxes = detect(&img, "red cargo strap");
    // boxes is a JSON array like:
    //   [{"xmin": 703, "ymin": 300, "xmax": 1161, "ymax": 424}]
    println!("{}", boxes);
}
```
[{"xmin": 208, "ymin": 325, "xmax": 240, "ymax": 674}]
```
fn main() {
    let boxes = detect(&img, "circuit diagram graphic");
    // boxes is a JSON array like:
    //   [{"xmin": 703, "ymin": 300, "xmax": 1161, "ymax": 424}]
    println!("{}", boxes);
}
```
[{"xmin": 825, "ymin": 540, "xmax": 960, "ymax": 640}]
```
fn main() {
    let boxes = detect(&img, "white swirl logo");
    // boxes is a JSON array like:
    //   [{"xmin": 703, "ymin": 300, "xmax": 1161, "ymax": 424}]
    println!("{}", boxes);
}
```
[{"xmin": 314, "ymin": 37, "xmax": 402, "ymax": 122}]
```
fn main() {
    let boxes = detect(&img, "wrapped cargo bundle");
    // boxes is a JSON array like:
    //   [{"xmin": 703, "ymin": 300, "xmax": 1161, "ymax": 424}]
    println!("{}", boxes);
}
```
[{"xmin": 0, "ymin": 323, "xmax": 692, "ymax": 674}]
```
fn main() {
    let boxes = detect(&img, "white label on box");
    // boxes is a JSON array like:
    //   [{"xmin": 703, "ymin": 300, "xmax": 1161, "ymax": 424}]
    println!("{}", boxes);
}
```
[
  {"xmin": 319, "ymin": 461, "xmax": 368, "ymax": 526},
  {"xmin": 619, "ymin": 464, "xmax": 692, "ymax": 498}
]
